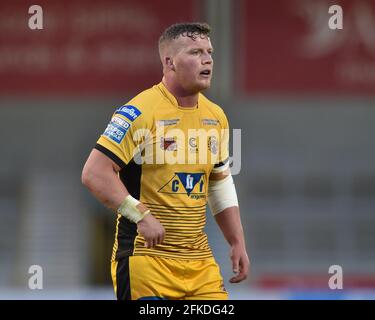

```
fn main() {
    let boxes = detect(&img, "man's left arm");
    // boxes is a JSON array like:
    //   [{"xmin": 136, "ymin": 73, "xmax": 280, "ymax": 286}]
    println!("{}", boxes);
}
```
[{"xmin": 208, "ymin": 167, "xmax": 250, "ymax": 283}]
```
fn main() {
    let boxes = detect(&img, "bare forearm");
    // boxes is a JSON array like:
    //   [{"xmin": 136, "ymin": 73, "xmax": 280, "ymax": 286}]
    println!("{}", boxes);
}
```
[
  {"xmin": 84, "ymin": 168, "xmax": 128, "ymax": 210},
  {"xmin": 214, "ymin": 206, "xmax": 246, "ymax": 247},
  {"xmin": 214, "ymin": 206, "xmax": 250, "ymax": 283}
]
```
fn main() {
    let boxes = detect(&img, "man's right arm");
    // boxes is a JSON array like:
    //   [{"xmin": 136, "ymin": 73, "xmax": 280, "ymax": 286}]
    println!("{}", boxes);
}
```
[
  {"xmin": 81, "ymin": 148, "xmax": 165, "ymax": 248},
  {"xmin": 82, "ymin": 149, "xmax": 128, "ymax": 210}
]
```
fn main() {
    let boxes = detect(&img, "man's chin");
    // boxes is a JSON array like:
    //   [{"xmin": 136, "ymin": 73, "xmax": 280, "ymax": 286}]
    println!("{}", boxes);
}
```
[
  {"xmin": 197, "ymin": 80, "xmax": 211, "ymax": 91},
  {"xmin": 185, "ymin": 80, "xmax": 211, "ymax": 94}
]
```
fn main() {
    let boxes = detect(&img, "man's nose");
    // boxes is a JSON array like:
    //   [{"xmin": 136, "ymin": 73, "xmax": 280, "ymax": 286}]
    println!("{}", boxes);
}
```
[{"xmin": 202, "ymin": 53, "xmax": 213, "ymax": 64}]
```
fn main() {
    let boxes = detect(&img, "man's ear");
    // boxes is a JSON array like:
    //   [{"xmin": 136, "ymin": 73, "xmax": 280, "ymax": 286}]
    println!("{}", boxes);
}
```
[{"xmin": 166, "ymin": 57, "xmax": 175, "ymax": 71}]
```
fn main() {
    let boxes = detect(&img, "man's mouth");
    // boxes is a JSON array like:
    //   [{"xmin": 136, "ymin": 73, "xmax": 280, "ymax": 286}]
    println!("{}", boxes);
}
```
[{"xmin": 200, "ymin": 69, "xmax": 211, "ymax": 76}]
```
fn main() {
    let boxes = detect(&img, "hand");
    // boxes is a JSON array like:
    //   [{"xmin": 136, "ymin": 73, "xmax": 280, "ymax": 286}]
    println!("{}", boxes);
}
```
[
  {"xmin": 229, "ymin": 244, "xmax": 250, "ymax": 283},
  {"xmin": 137, "ymin": 214, "xmax": 165, "ymax": 248}
]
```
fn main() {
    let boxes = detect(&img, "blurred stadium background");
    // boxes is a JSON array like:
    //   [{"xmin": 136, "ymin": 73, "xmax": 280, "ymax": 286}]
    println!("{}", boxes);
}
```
[{"xmin": 1, "ymin": 0, "xmax": 375, "ymax": 299}]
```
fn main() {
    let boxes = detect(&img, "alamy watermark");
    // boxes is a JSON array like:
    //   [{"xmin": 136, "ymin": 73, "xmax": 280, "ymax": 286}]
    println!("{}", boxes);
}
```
[
  {"xmin": 328, "ymin": 5, "xmax": 343, "ymax": 30},
  {"xmin": 28, "ymin": 4, "xmax": 343, "ymax": 31},
  {"xmin": 328, "ymin": 265, "xmax": 343, "ymax": 290},
  {"xmin": 28, "ymin": 5, "xmax": 43, "ymax": 30},
  {"xmin": 28, "ymin": 265, "xmax": 43, "ymax": 290},
  {"xmin": 120, "ymin": 127, "xmax": 242, "ymax": 175}
]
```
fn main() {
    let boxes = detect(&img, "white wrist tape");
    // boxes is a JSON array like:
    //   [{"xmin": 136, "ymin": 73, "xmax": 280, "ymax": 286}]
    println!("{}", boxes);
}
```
[
  {"xmin": 208, "ymin": 174, "xmax": 239, "ymax": 216},
  {"xmin": 117, "ymin": 195, "xmax": 150, "ymax": 223}
]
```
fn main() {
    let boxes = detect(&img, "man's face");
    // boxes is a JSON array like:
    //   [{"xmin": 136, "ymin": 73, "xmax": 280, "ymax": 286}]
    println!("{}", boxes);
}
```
[{"xmin": 171, "ymin": 35, "xmax": 213, "ymax": 93}]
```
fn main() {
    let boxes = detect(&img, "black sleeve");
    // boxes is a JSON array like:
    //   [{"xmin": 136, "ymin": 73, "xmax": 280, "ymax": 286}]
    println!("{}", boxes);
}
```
[{"xmin": 94, "ymin": 143, "xmax": 126, "ymax": 169}]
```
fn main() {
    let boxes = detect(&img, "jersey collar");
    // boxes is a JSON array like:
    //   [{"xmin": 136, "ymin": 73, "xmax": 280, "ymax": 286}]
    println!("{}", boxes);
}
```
[{"xmin": 157, "ymin": 82, "xmax": 199, "ymax": 111}]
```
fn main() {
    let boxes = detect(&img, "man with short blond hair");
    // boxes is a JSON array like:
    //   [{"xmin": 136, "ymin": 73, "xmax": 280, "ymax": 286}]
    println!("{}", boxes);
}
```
[{"xmin": 82, "ymin": 22, "xmax": 249, "ymax": 300}]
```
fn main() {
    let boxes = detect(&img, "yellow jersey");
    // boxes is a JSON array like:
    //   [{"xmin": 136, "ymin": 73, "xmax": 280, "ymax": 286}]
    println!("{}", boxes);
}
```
[{"xmin": 96, "ymin": 82, "xmax": 229, "ymax": 260}]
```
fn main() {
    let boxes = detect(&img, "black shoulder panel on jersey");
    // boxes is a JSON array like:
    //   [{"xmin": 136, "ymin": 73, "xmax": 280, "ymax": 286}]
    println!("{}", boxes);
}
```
[{"xmin": 94, "ymin": 143, "xmax": 126, "ymax": 169}]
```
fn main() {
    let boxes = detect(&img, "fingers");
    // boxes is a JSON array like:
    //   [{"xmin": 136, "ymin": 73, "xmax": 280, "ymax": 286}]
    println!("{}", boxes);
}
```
[
  {"xmin": 242, "ymin": 254, "xmax": 250, "ymax": 276},
  {"xmin": 158, "ymin": 231, "xmax": 165, "ymax": 246},
  {"xmin": 157, "ymin": 224, "xmax": 165, "ymax": 245},
  {"xmin": 154, "ymin": 225, "xmax": 165, "ymax": 247},
  {"xmin": 144, "ymin": 228, "xmax": 165, "ymax": 248},
  {"xmin": 232, "ymin": 257, "xmax": 239, "ymax": 274},
  {"xmin": 138, "ymin": 214, "xmax": 165, "ymax": 248},
  {"xmin": 229, "ymin": 272, "xmax": 247, "ymax": 283},
  {"xmin": 229, "ymin": 255, "xmax": 249, "ymax": 283},
  {"xmin": 229, "ymin": 257, "xmax": 240, "ymax": 283},
  {"xmin": 144, "ymin": 238, "xmax": 154, "ymax": 248},
  {"xmin": 229, "ymin": 266, "xmax": 247, "ymax": 283},
  {"xmin": 144, "ymin": 237, "xmax": 160, "ymax": 248}
]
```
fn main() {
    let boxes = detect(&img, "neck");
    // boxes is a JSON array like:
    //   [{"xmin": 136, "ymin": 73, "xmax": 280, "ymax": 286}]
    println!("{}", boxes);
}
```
[{"xmin": 162, "ymin": 77, "xmax": 199, "ymax": 107}]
